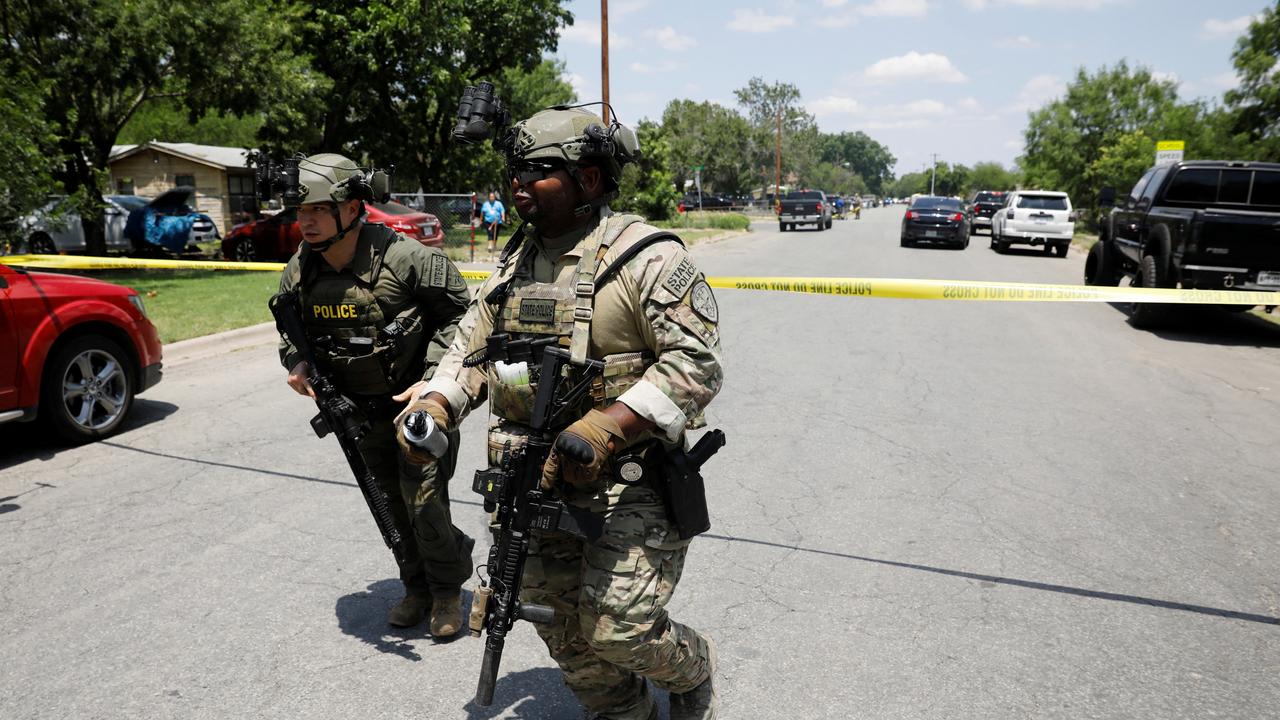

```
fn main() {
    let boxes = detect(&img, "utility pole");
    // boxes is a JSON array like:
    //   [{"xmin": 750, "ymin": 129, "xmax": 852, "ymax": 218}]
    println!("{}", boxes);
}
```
[
  {"xmin": 601, "ymin": 0, "xmax": 610, "ymax": 124},
  {"xmin": 774, "ymin": 108, "xmax": 782, "ymax": 208},
  {"xmin": 930, "ymin": 153, "xmax": 939, "ymax": 195}
]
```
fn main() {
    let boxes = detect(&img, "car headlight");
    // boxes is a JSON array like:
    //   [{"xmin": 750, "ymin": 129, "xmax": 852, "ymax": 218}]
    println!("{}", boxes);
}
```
[{"xmin": 127, "ymin": 293, "xmax": 148, "ymax": 318}]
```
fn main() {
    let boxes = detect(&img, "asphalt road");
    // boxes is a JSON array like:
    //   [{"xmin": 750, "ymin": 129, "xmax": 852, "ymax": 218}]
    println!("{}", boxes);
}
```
[{"xmin": 3, "ymin": 206, "xmax": 1279, "ymax": 719}]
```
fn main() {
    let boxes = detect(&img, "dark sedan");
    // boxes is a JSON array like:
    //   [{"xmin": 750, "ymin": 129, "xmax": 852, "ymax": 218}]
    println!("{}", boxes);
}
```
[{"xmin": 900, "ymin": 196, "xmax": 969, "ymax": 249}]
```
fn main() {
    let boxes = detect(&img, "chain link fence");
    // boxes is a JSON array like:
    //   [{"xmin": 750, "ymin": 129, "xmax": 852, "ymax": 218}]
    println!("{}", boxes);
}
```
[{"xmin": 390, "ymin": 192, "xmax": 511, "ymax": 261}]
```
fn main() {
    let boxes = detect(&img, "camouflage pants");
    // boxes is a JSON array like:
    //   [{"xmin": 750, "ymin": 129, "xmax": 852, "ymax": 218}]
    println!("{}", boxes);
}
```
[
  {"xmin": 521, "ymin": 483, "xmax": 713, "ymax": 720},
  {"xmin": 357, "ymin": 417, "xmax": 473, "ymax": 597}
]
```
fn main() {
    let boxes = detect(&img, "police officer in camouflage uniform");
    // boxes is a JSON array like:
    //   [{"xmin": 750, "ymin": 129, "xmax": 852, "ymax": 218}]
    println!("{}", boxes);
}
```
[
  {"xmin": 277, "ymin": 153, "xmax": 475, "ymax": 636},
  {"xmin": 400, "ymin": 109, "xmax": 724, "ymax": 719}
]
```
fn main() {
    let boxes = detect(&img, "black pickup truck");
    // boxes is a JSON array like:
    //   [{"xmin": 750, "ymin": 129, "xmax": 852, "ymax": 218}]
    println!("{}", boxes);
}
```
[
  {"xmin": 778, "ymin": 190, "xmax": 831, "ymax": 232},
  {"xmin": 1085, "ymin": 160, "xmax": 1280, "ymax": 326}
]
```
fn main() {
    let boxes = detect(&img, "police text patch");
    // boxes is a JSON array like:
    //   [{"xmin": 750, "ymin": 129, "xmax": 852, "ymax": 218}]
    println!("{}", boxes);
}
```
[
  {"xmin": 429, "ymin": 253, "xmax": 448, "ymax": 288},
  {"xmin": 519, "ymin": 298, "xmax": 556, "ymax": 323},
  {"xmin": 312, "ymin": 303, "xmax": 359, "ymax": 320},
  {"xmin": 690, "ymin": 281, "xmax": 719, "ymax": 323},
  {"xmin": 662, "ymin": 256, "xmax": 698, "ymax": 298}
]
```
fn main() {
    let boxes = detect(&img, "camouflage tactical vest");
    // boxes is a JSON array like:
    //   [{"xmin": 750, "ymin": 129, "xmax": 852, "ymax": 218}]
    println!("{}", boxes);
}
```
[
  {"xmin": 487, "ymin": 213, "xmax": 655, "ymax": 429},
  {"xmin": 300, "ymin": 224, "xmax": 426, "ymax": 396}
]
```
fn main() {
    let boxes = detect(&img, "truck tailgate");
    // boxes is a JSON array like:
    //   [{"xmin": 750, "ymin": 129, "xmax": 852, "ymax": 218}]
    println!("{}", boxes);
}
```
[{"xmin": 1192, "ymin": 209, "xmax": 1280, "ymax": 270}]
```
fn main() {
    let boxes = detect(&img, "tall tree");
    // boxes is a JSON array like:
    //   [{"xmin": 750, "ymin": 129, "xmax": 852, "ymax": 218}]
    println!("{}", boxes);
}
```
[
  {"xmin": 258, "ymin": 0, "xmax": 571, "ymax": 194},
  {"xmin": 0, "ymin": 66, "xmax": 62, "ymax": 249},
  {"xmin": 733, "ymin": 78, "xmax": 816, "ymax": 194},
  {"xmin": 965, "ymin": 162, "xmax": 1019, "ymax": 195},
  {"xmin": 118, "ymin": 100, "xmax": 265, "ymax": 148},
  {"xmin": 819, "ymin": 131, "xmax": 896, "ymax": 194},
  {"xmin": 1225, "ymin": 3, "xmax": 1280, "ymax": 160},
  {"xmin": 616, "ymin": 120, "xmax": 680, "ymax": 221},
  {"xmin": 660, "ymin": 100, "xmax": 756, "ymax": 195},
  {"xmin": 1, "ymin": 0, "xmax": 303, "ymax": 252}
]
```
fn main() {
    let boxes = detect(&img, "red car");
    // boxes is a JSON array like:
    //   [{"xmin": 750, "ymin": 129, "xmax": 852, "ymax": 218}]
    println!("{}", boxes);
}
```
[
  {"xmin": 222, "ymin": 201, "xmax": 445, "ymax": 262},
  {"xmin": 0, "ymin": 263, "xmax": 163, "ymax": 442}
]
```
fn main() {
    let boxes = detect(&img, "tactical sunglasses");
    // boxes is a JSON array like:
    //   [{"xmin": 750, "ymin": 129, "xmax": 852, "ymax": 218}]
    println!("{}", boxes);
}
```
[{"xmin": 507, "ymin": 160, "xmax": 565, "ymax": 185}]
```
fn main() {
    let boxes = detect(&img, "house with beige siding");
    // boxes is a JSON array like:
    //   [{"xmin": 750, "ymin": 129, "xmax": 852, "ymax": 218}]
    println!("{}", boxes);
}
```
[{"xmin": 108, "ymin": 142, "xmax": 257, "ymax": 235}]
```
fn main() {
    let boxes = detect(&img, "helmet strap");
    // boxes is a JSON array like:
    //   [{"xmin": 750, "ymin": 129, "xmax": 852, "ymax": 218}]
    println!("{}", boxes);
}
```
[{"xmin": 310, "ymin": 202, "xmax": 365, "ymax": 252}]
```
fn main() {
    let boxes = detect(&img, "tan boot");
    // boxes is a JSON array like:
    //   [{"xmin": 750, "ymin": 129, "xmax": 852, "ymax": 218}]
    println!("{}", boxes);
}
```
[
  {"xmin": 388, "ymin": 593, "xmax": 431, "ymax": 628},
  {"xmin": 430, "ymin": 592, "xmax": 463, "ymax": 637},
  {"xmin": 669, "ymin": 636, "xmax": 718, "ymax": 719}
]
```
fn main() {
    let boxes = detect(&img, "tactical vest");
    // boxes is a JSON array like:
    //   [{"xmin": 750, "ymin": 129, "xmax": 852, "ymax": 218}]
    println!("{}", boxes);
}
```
[
  {"xmin": 483, "ymin": 214, "xmax": 660, "ymax": 464},
  {"xmin": 299, "ymin": 224, "xmax": 426, "ymax": 397}
]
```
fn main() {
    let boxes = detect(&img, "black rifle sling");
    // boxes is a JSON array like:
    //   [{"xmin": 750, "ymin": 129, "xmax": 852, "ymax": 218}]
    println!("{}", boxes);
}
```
[{"xmin": 593, "ymin": 231, "xmax": 686, "ymax": 289}]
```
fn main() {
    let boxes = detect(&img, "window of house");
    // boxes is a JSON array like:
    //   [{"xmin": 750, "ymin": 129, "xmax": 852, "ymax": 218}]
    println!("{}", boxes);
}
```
[
  {"xmin": 116, "ymin": 178, "xmax": 135, "ymax": 195},
  {"xmin": 175, "ymin": 174, "xmax": 195, "ymax": 189}
]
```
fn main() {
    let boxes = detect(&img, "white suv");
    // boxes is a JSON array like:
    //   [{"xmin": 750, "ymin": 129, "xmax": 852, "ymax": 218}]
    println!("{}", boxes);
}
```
[{"xmin": 990, "ymin": 190, "xmax": 1075, "ymax": 257}]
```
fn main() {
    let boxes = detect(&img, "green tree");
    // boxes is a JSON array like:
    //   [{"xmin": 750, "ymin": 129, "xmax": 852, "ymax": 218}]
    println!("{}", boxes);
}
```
[
  {"xmin": 1225, "ymin": 3, "xmax": 1280, "ymax": 160},
  {"xmin": 733, "ymin": 78, "xmax": 816, "ymax": 196},
  {"xmin": 616, "ymin": 120, "xmax": 680, "ymax": 221},
  {"xmin": 2, "ymin": 0, "xmax": 303, "ymax": 253},
  {"xmin": 118, "ymin": 100, "xmax": 265, "ymax": 148},
  {"xmin": 819, "ymin": 131, "xmax": 896, "ymax": 194},
  {"xmin": 0, "ymin": 66, "xmax": 63, "ymax": 249},
  {"xmin": 965, "ymin": 162, "xmax": 1019, "ymax": 195},
  {"xmin": 888, "ymin": 172, "xmax": 928, "ymax": 199},
  {"xmin": 659, "ymin": 100, "xmax": 756, "ymax": 195},
  {"xmin": 258, "ymin": 0, "xmax": 571, "ymax": 195}
]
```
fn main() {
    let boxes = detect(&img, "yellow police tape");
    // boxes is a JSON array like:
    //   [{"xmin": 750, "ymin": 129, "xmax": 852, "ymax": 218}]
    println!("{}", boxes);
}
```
[{"xmin": 6, "ymin": 254, "xmax": 1280, "ymax": 305}]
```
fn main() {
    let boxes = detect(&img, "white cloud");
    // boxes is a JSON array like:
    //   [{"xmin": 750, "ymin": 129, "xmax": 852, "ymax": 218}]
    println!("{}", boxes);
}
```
[
  {"xmin": 995, "ymin": 35, "xmax": 1038, "ymax": 49},
  {"xmin": 864, "ymin": 51, "xmax": 967, "ymax": 83},
  {"xmin": 1008, "ymin": 74, "xmax": 1065, "ymax": 112},
  {"xmin": 560, "ymin": 72, "xmax": 586, "ymax": 100},
  {"xmin": 1151, "ymin": 71, "xmax": 1179, "ymax": 85},
  {"xmin": 1206, "ymin": 71, "xmax": 1241, "ymax": 91},
  {"xmin": 1004, "ymin": 138, "xmax": 1023, "ymax": 150},
  {"xmin": 561, "ymin": 20, "xmax": 632, "ymax": 48},
  {"xmin": 1202, "ymin": 15, "xmax": 1257, "ymax": 39},
  {"xmin": 630, "ymin": 60, "xmax": 683, "ymax": 74},
  {"xmin": 879, "ymin": 99, "xmax": 949, "ymax": 117},
  {"xmin": 822, "ymin": 0, "xmax": 849, "ymax": 6},
  {"xmin": 614, "ymin": 0, "xmax": 650, "ymax": 15},
  {"xmin": 964, "ymin": 0, "xmax": 1117, "ymax": 9},
  {"xmin": 811, "ymin": 96, "xmax": 863, "ymax": 118},
  {"xmin": 727, "ymin": 8, "xmax": 796, "ymax": 33},
  {"xmin": 956, "ymin": 97, "xmax": 982, "ymax": 112},
  {"xmin": 858, "ymin": 0, "xmax": 927, "ymax": 16},
  {"xmin": 822, "ymin": 14, "xmax": 858, "ymax": 28},
  {"xmin": 648, "ymin": 26, "xmax": 697, "ymax": 51}
]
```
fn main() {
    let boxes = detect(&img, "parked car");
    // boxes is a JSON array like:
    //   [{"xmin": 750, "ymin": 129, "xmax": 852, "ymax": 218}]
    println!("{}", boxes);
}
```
[
  {"xmin": 1086, "ymin": 160, "xmax": 1280, "ymax": 326},
  {"xmin": 900, "ymin": 196, "xmax": 969, "ymax": 249},
  {"xmin": 778, "ymin": 190, "xmax": 831, "ymax": 231},
  {"xmin": 17, "ymin": 195, "xmax": 148, "ymax": 254},
  {"xmin": 990, "ymin": 190, "xmax": 1075, "ymax": 256},
  {"xmin": 0, "ymin": 262, "xmax": 163, "ymax": 442},
  {"xmin": 221, "ymin": 201, "xmax": 444, "ymax": 262},
  {"xmin": 965, "ymin": 190, "xmax": 1007, "ymax": 235},
  {"xmin": 678, "ymin": 193, "xmax": 737, "ymax": 212},
  {"xmin": 123, "ymin": 187, "xmax": 220, "ymax": 254}
]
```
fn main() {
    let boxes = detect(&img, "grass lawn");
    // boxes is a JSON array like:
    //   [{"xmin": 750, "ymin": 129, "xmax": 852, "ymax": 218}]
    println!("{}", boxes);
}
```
[{"xmin": 62, "ymin": 269, "xmax": 282, "ymax": 344}]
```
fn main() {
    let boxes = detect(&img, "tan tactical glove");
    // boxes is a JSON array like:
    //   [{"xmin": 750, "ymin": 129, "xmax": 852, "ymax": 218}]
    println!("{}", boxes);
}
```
[
  {"xmin": 396, "ymin": 397, "xmax": 452, "ymax": 465},
  {"xmin": 541, "ymin": 409, "xmax": 626, "ymax": 492}
]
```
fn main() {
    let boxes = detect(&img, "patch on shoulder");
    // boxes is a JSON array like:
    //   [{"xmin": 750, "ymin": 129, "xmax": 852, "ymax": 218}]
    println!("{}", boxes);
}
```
[
  {"xmin": 447, "ymin": 263, "xmax": 466, "ymax": 291},
  {"xmin": 662, "ymin": 255, "xmax": 698, "ymax": 298},
  {"xmin": 428, "ymin": 253, "xmax": 448, "ymax": 288},
  {"xmin": 690, "ymin": 280, "xmax": 718, "ymax": 323}
]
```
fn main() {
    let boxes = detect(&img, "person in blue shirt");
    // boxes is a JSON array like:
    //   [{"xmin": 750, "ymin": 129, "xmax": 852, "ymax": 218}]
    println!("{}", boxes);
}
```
[
  {"xmin": 834, "ymin": 195, "xmax": 846, "ymax": 219},
  {"xmin": 482, "ymin": 191, "xmax": 506, "ymax": 260}
]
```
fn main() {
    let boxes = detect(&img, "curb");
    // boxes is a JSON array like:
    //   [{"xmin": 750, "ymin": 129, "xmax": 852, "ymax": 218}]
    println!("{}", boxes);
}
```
[{"xmin": 163, "ymin": 321, "xmax": 279, "ymax": 366}]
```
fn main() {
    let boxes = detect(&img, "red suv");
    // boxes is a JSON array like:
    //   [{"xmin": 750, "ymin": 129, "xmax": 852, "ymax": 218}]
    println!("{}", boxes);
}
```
[
  {"xmin": 0, "ymin": 263, "xmax": 163, "ymax": 442},
  {"xmin": 222, "ymin": 201, "xmax": 445, "ymax": 262}
]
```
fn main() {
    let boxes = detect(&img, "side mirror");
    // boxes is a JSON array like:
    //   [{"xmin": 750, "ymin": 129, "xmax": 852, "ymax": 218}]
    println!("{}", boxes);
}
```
[
  {"xmin": 1005, "ymin": 208, "xmax": 1015, "ymax": 219},
  {"xmin": 1097, "ymin": 186, "xmax": 1116, "ymax": 207}
]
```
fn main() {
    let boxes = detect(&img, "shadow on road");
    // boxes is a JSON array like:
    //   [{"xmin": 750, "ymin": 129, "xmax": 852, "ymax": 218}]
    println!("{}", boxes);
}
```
[
  {"xmin": 335, "ymin": 579, "xmax": 478, "ymax": 662},
  {"xmin": 0, "ymin": 398, "xmax": 178, "ymax": 471},
  {"xmin": 1103, "ymin": 302, "xmax": 1280, "ymax": 348},
  {"xmin": 462, "ymin": 667, "xmax": 585, "ymax": 719},
  {"xmin": 703, "ymin": 532, "xmax": 1280, "ymax": 627}
]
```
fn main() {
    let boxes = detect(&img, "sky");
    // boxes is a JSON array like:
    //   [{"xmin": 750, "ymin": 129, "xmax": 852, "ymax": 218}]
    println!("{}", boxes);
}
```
[{"xmin": 550, "ymin": 0, "xmax": 1271, "ymax": 176}]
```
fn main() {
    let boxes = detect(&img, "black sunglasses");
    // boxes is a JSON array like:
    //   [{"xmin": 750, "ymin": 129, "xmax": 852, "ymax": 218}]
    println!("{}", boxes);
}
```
[{"xmin": 507, "ymin": 160, "xmax": 565, "ymax": 185}]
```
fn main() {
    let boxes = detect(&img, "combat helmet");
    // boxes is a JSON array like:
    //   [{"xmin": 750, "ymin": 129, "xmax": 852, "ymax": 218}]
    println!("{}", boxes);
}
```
[
  {"xmin": 297, "ymin": 153, "xmax": 387, "ymax": 205},
  {"xmin": 509, "ymin": 107, "xmax": 640, "ymax": 191}
]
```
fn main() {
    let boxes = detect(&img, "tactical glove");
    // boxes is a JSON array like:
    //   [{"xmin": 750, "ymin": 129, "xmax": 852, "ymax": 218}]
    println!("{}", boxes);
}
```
[
  {"xmin": 541, "ymin": 409, "xmax": 626, "ymax": 492},
  {"xmin": 396, "ymin": 397, "xmax": 451, "ymax": 465}
]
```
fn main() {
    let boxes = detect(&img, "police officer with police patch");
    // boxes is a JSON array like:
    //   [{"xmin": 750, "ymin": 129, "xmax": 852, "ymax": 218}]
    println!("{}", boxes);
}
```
[{"xmin": 277, "ymin": 153, "xmax": 475, "ymax": 636}]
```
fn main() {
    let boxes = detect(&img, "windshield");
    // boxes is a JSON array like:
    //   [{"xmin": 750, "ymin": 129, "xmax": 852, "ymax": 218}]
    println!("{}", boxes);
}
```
[
  {"xmin": 911, "ymin": 197, "xmax": 962, "ymax": 210},
  {"xmin": 974, "ymin": 192, "xmax": 1005, "ymax": 203},
  {"xmin": 1016, "ymin": 195, "xmax": 1069, "ymax": 210}
]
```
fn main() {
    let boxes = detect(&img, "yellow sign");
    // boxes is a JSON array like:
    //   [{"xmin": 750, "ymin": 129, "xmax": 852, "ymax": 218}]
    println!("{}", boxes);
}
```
[{"xmin": 1156, "ymin": 140, "xmax": 1186, "ymax": 151}]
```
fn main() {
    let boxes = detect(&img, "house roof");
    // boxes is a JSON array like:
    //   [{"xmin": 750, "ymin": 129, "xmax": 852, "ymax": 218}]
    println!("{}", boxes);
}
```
[{"xmin": 109, "ymin": 141, "xmax": 251, "ymax": 170}]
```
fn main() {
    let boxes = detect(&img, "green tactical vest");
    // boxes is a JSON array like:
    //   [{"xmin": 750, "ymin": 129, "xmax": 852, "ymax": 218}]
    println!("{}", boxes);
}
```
[{"xmin": 299, "ymin": 223, "xmax": 426, "ymax": 397}]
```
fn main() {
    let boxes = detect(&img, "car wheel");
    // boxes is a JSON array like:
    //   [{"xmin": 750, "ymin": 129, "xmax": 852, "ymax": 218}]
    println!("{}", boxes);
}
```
[
  {"xmin": 826, "ymin": 219, "xmax": 833, "ymax": 229},
  {"xmin": 1084, "ymin": 240, "xmax": 1120, "ymax": 285},
  {"xmin": 1054, "ymin": 243, "xmax": 1068, "ymax": 258},
  {"xmin": 231, "ymin": 237, "xmax": 256, "ymax": 262},
  {"xmin": 814, "ymin": 222, "xmax": 824, "ymax": 232},
  {"xmin": 1042, "ymin": 244, "xmax": 1054, "ymax": 256},
  {"xmin": 41, "ymin": 334, "xmax": 135, "ymax": 443},
  {"xmin": 900, "ymin": 236, "xmax": 911, "ymax": 248},
  {"xmin": 27, "ymin": 233, "xmax": 57, "ymax": 255},
  {"xmin": 961, "ymin": 237, "xmax": 970, "ymax": 250},
  {"xmin": 1129, "ymin": 254, "xmax": 1169, "ymax": 329}
]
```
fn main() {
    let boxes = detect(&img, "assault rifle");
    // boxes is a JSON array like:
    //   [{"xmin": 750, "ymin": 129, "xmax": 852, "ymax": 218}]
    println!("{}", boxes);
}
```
[
  {"xmin": 467, "ymin": 342, "xmax": 607, "ymax": 707},
  {"xmin": 269, "ymin": 290, "xmax": 409, "ymax": 567}
]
